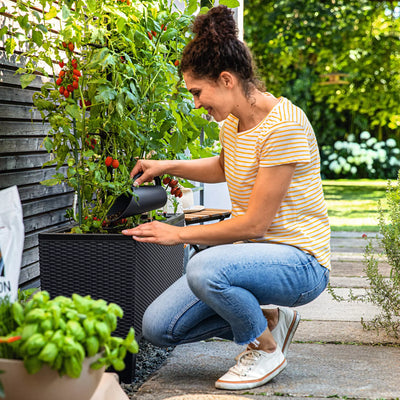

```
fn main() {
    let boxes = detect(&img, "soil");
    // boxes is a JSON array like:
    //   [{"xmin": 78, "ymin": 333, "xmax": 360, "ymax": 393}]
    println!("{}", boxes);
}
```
[{"xmin": 120, "ymin": 338, "xmax": 174, "ymax": 398}]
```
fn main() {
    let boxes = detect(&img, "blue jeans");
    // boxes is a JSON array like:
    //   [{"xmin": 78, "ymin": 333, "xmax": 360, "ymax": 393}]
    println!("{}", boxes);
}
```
[{"xmin": 142, "ymin": 242, "xmax": 329, "ymax": 346}]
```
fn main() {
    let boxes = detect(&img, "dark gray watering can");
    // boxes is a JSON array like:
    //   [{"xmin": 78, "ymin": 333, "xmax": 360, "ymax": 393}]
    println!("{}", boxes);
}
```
[{"xmin": 106, "ymin": 173, "xmax": 167, "ymax": 222}]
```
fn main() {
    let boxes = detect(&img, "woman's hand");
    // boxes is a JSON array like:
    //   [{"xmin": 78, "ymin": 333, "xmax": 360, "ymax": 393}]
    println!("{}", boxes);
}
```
[
  {"xmin": 130, "ymin": 160, "xmax": 167, "ymax": 185},
  {"xmin": 131, "ymin": 155, "xmax": 225, "ymax": 185},
  {"xmin": 122, "ymin": 220, "xmax": 183, "ymax": 246}
]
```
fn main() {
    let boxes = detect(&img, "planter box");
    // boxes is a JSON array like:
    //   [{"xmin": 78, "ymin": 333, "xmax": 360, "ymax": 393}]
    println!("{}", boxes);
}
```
[{"xmin": 39, "ymin": 213, "xmax": 185, "ymax": 383}]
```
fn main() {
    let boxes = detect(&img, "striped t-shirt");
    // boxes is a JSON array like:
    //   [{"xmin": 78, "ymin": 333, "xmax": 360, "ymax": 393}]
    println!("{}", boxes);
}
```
[{"xmin": 220, "ymin": 95, "xmax": 331, "ymax": 270}]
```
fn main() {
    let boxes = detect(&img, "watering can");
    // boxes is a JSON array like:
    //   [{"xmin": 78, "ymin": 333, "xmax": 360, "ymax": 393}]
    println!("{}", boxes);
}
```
[{"xmin": 106, "ymin": 173, "xmax": 167, "ymax": 222}]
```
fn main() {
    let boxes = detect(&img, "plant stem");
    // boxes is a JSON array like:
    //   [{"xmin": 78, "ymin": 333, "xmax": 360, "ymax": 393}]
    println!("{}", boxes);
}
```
[{"xmin": 72, "ymin": 93, "xmax": 82, "ymax": 226}]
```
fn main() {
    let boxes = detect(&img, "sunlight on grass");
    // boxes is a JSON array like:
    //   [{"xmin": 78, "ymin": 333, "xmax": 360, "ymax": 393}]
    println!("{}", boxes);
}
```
[{"xmin": 322, "ymin": 179, "xmax": 389, "ymax": 232}]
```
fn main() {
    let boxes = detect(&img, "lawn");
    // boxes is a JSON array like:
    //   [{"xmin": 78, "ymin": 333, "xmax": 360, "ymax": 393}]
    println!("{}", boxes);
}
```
[{"xmin": 322, "ymin": 179, "xmax": 389, "ymax": 232}]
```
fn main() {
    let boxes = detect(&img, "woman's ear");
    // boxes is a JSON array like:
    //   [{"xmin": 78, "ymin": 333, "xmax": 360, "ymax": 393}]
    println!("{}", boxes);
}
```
[{"xmin": 219, "ymin": 71, "xmax": 235, "ymax": 88}]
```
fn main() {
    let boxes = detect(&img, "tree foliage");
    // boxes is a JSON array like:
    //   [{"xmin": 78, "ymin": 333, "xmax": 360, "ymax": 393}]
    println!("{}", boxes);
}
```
[{"xmin": 244, "ymin": 0, "xmax": 400, "ymax": 147}]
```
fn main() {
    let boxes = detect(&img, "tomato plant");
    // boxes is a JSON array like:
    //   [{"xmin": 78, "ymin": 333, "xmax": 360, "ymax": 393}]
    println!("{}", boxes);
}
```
[{"xmin": 4, "ymin": 0, "xmax": 222, "ymax": 232}]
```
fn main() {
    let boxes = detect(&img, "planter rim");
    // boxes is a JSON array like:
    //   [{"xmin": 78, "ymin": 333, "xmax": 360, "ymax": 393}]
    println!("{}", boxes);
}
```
[{"xmin": 39, "ymin": 213, "xmax": 184, "ymax": 240}]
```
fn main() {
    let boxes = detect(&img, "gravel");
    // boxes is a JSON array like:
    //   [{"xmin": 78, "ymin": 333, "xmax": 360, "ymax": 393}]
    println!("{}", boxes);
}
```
[{"xmin": 120, "ymin": 338, "xmax": 175, "ymax": 398}]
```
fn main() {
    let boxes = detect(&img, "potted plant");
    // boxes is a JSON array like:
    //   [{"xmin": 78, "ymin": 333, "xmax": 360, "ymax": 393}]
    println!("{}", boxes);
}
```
[{"xmin": 0, "ymin": 290, "xmax": 138, "ymax": 400}]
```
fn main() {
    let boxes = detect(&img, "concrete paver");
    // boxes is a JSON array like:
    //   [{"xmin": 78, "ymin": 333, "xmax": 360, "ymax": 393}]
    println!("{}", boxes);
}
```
[
  {"xmin": 135, "ymin": 341, "xmax": 400, "ymax": 400},
  {"xmin": 295, "ymin": 288, "xmax": 381, "ymax": 321},
  {"xmin": 132, "ymin": 232, "xmax": 400, "ymax": 400}
]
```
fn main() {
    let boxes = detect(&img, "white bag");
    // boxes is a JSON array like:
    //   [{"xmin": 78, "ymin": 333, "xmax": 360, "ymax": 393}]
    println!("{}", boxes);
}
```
[{"xmin": 0, "ymin": 186, "xmax": 24, "ymax": 302}]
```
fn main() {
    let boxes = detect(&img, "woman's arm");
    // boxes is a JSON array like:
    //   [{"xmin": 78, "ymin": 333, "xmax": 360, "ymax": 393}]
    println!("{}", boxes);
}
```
[
  {"xmin": 122, "ymin": 163, "xmax": 296, "ymax": 245},
  {"xmin": 130, "ymin": 151, "xmax": 225, "ymax": 185}
]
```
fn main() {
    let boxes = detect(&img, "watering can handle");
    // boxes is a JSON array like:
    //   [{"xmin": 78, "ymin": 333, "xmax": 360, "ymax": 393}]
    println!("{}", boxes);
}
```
[{"xmin": 133, "ymin": 172, "xmax": 162, "ymax": 186}]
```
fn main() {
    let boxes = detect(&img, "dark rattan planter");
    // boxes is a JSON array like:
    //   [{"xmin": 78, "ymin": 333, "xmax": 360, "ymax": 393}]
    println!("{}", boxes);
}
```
[{"xmin": 38, "ymin": 213, "xmax": 185, "ymax": 383}]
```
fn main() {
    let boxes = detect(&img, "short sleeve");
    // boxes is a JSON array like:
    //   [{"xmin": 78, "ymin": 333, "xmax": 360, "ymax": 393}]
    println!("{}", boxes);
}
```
[{"xmin": 259, "ymin": 122, "xmax": 311, "ymax": 167}]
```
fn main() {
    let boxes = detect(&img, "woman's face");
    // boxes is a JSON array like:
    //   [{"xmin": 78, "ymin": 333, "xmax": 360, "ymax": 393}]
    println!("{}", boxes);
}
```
[{"xmin": 183, "ymin": 72, "xmax": 233, "ymax": 122}]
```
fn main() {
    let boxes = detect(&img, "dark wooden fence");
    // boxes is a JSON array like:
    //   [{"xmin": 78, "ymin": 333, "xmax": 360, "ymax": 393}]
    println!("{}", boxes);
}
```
[{"xmin": 1, "ymin": 4, "xmax": 73, "ymax": 289}]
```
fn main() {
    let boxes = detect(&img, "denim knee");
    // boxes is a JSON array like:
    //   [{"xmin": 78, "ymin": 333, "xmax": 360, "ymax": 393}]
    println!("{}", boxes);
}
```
[
  {"xmin": 186, "ymin": 251, "xmax": 216, "ymax": 300},
  {"xmin": 141, "ymin": 305, "xmax": 167, "ymax": 347}
]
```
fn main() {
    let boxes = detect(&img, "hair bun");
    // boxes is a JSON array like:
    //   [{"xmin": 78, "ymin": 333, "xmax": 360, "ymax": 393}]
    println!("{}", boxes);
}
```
[{"xmin": 192, "ymin": 5, "xmax": 237, "ymax": 44}]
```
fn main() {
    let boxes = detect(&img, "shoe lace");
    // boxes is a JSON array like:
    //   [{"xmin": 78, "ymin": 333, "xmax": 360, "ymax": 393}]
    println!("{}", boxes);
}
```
[{"xmin": 230, "ymin": 350, "xmax": 261, "ymax": 376}]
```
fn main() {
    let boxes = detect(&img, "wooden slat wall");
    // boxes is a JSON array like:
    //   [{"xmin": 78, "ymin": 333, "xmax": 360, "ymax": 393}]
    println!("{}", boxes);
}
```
[{"xmin": 1, "ymin": 8, "xmax": 74, "ymax": 289}]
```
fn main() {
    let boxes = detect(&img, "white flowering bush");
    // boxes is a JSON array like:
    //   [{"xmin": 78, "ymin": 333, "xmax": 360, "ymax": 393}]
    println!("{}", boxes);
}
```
[{"xmin": 321, "ymin": 131, "xmax": 400, "ymax": 179}]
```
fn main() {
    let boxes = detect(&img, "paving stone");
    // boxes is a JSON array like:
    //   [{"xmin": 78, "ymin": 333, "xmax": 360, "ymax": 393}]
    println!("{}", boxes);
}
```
[
  {"xmin": 132, "ymin": 233, "xmax": 400, "ymax": 400},
  {"xmin": 295, "ymin": 288, "xmax": 381, "ymax": 322},
  {"xmin": 329, "ymin": 276, "xmax": 369, "ymax": 288},
  {"xmin": 330, "ymin": 260, "xmax": 391, "ymax": 277},
  {"xmin": 295, "ymin": 320, "xmax": 400, "ymax": 345},
  {"xmin": 133, "ymin": 341, "xmax": 400, "ymax": 400}
]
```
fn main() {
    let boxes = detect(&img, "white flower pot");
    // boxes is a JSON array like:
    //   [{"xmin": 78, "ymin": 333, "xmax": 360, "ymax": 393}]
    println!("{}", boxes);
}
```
[{"xmin": 0, "ymin": 356, "xmax": 105, "ymax": 400}]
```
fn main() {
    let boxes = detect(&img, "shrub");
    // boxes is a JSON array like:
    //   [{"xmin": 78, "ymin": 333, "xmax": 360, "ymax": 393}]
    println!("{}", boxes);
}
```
[
  {"xmin": 321, "ymin": 131, "xmax": 400, "ymax": 179},
  {"xmin": 356, "ymin": 172, "xmax": 400, "ymax": 338}
]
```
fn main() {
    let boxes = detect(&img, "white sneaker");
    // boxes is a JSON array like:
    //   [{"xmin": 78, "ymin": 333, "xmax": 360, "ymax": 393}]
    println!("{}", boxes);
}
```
[
  {"xmin": 215, "ymin": 347, "xmax": 287, "ymax": 390},
  {"xmin": 235, "ymin": 308, "xmax": 301, "ymax": 362},
  {"xmin": 271, "ymin": 307, "xmax": 301, "ymax": 357}
]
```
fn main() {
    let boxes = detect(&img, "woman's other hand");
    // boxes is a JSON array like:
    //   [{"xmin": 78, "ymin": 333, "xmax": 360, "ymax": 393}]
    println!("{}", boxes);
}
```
[{"xmin": 122, "ymin": 220, "xmax": 182, "ymax": 245}]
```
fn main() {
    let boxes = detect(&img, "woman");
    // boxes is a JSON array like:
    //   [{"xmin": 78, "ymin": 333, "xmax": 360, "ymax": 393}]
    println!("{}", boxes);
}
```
[{"xmin": 122, "ymin": 5, "xmax": 330, "ymax": 390}]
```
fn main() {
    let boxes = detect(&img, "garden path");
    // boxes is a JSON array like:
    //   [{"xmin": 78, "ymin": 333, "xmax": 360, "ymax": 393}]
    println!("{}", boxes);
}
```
[{"xmin": 131, "ymin": 231, "xmax": 400, "ymax": 400}]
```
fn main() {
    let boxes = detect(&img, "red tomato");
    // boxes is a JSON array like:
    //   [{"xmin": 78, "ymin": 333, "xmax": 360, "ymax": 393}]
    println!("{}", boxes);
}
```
[
  {"xmin": 112, "ymin": 159, "xmax": 120, "ymax": 169},
  {"xmin": 105, "ymin": 156, "xmax": 113, "ymax": 167}
]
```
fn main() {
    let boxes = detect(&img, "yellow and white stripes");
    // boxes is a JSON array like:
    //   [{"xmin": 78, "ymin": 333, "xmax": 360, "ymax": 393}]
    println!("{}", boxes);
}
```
[{"xmin": 220, "ymin": 96, "xmax": 331, "ymax": 270}]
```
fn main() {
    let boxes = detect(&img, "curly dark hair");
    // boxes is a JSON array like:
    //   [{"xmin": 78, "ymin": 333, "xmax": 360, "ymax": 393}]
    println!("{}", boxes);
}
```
[{"xmin": 180, "ymin": 5, "xmax": 265, "ymax": 97}]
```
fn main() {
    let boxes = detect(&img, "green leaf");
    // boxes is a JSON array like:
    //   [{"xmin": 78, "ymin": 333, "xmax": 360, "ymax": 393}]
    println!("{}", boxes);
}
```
[
  {"xmin": 199, "ymin": 6, "xmax": 210, "ymax": 14},
  {"xmin": 65, "ymin": 104, "xmax": 81, "ymax": 120},
  {"xmin": 116, "ymin": 17, "xmax": 126, "ymax": 33},
  {"xmin": 32, "ymin": 29, "xmax": 43, "ymax": 47},
  {"xmin": 56, "ymin": 146, "xmax": 70, "ymax": 166},
  {"xmin": 160, "ymin": 28, "xmax": 178, "ymax": 43},
  {"xmin": 86, "ymin": 0, "xmax": 97, "ymax": 12},
  {"xmin": 116, "ymin": 93, "xmax": 125, "ymax": 117},
  {"xmin": 17, "ymin": 15, "xmax": 30, "ymax": 30},
  {"xmin": 186, "ymin": 0, "xmax": 198, "ymax": 15},
  {"xmin": 95, "ymin": 85, "xmax": 117, "ymax": 103},
  {"xmin": 62, "ymin": 5, "xmax": 70, "ymax": 20},
  {"xmin": 0, "ymin": 26, "xmax": 7, "ymax": 41},
  {"xmin": 36, "ymin": 24, "xmax": 48, "ymax": 33},
  {"xmin": 33, "ymin": 11, "xmax": 41, "ymax": 22},
  {"xmin": 45, "ymin": 6, "xmax": 58, "ymax": 20},
  {"xmin": 43, "ymin": 137, "xmax": 53, "ymax": 152},
  {"xmin": 134, "ymin": 30, "xmax": 147, "ymax": 45},
  {"xmin": 219, "ymin": 0, "xmax": 240, "ymax": 8},
  {"xmin": 20, "ymin": 74, "xmax": 36, "ymax": 89},
  {"xmin": 170, "ymin": 130, "xmax": 185, "ymax": 151},
  {"xmin": 5, "ymin": 37, "xmax": 17, "ymax": 56},
  {"xmin": 41, "ymin": 178, "xmax": 62, "ymax": 186}
]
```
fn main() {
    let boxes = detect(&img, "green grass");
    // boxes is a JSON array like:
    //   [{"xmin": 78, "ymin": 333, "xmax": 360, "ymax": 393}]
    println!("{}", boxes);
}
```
[{"xmin": 322, "ymin": 179, "xmax": 389, "ymax": 232}]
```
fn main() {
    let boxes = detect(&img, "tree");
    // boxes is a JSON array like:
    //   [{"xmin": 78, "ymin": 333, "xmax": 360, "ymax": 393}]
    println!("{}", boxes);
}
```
[{"xmin": 244, "ymin": 0, "xmax": 400, "ymax": 147}]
